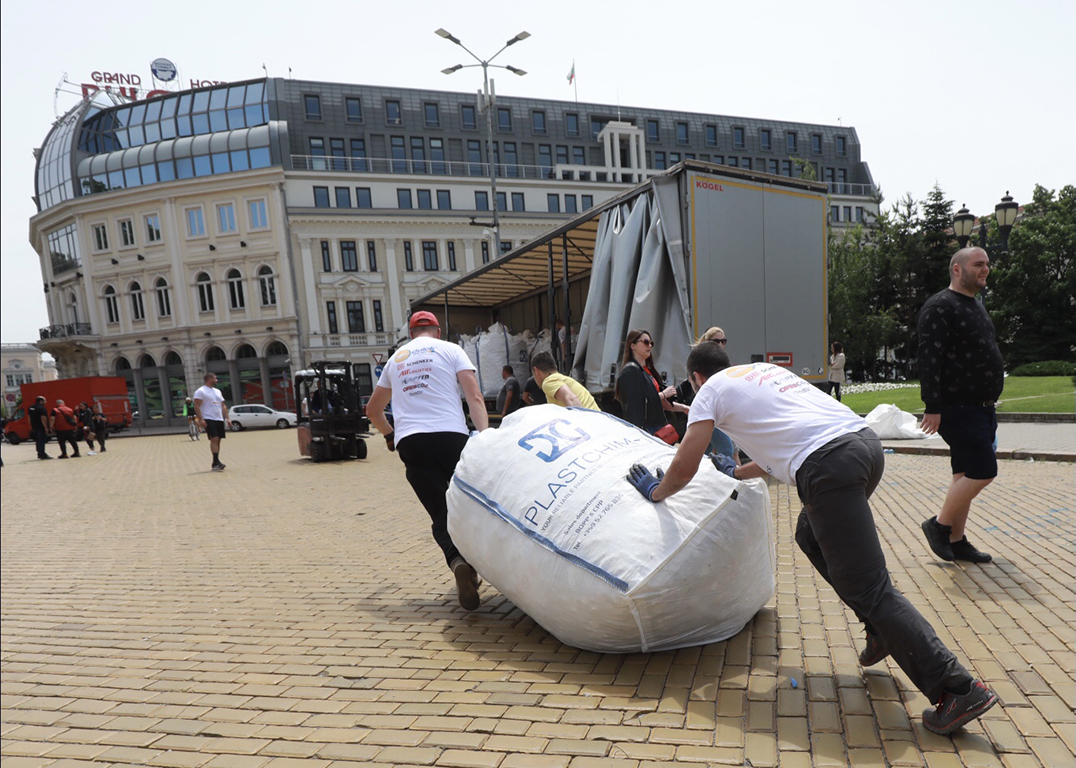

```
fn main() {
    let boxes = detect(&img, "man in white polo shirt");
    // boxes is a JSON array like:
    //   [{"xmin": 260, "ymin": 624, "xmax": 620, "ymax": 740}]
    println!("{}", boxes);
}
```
[
  {"xmin": 194, "ymin": 372, "xmax": 231, "ymax": 472},
  {"xmin": 366, "ymin": 311, "xmax": 489, "ymax": 610},
  {"xmin": 625, "ymin": 341, "xmax": 998, "ymax": 737}
]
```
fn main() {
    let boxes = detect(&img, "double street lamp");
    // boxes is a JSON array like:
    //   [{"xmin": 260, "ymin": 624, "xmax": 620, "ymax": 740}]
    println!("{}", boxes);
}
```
[
  {"xmin": 953, "ymin": 191, "xmax": 1019, "ymax": 253},
  {"xmin": 437, "ymin": 27, "xmax": 530, "ymax": 258}
]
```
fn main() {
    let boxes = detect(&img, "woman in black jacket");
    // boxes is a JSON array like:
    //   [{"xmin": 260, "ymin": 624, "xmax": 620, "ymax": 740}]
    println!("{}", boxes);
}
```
[{"xmin": 614, "ymin": 329, "xmax": 671, "ymax": 434}]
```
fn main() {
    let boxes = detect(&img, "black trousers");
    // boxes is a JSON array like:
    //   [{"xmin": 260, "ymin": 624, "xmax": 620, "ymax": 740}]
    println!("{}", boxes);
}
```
[
  {"xmin": 793, "ymin": 427, "xmax": 971, "ymax": 704},
  {"xmin": 54, "ymin": 430, "xmax": 80, "ymax": 456},
  {"xmin": 31, "ymin": 428, "xmax": 48, "ymax": 458},
  {"xmin": 396, "ymin": 431, "xmax": 470, "ymax": 568}
]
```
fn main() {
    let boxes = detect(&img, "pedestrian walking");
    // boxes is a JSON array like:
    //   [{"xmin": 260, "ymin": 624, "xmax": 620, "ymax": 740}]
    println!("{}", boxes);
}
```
[
  {"xmin": 365, "ymin": 311, "xmax": 489, "ymax": 610},
  {"xmin": 28, "ymin": 395, "xmax": 52, "ymax": 460},
  {"xmin": 828, "ymin": 341, "xmax": 846, "ymax": 401},
  {"xmin": 77, "ymin": 401, "xmax": 97, "ymax": 455},
  {"xmin": 916, "ymin": 247, "xmax": 1002, "ymax": 563},
  {"xmin": 49, "ymin": 399, "xmax": 81, "ymax": 458},
  {"xmin": 91, "ymin": 408, "xmax": 109, "ymax": 453},
  {"xmin": 193, "ymin": 373, "xmax": 231, "ymax": 471}
]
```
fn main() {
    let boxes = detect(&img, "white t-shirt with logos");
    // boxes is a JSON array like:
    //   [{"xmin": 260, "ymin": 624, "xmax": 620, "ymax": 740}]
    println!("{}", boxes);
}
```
[
  {"xmin": 687, "ymin": 363, "xmax": 866, "ymax": 485},
  {"xmin": 193, "ymin": 385, "xmax": 226, "ymax": 421},
  {"xmin": 376, "ymin": 336, "xmax": 476, "ymax": 442}
]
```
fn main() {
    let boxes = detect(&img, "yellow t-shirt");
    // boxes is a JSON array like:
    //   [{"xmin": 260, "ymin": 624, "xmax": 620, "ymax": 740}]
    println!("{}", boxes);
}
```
[{"xmin": 541, "ymin": 372, "xmax": 600, "ymax": 411}]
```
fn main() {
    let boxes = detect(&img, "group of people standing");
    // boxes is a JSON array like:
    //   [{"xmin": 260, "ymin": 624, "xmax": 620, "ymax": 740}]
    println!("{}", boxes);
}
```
[{"xmin": 26, "ymin": 396, "xmax": 109, "ymax": 460}]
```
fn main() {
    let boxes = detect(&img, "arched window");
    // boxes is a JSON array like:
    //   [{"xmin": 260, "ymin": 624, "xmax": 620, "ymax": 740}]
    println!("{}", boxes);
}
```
[
  {"xmin": 67, "ymin": 291, "xmax": 80, "ymax": 325},
  {"xmin": 155, "ymin": 277, "xmax": 172, "ymax": 317},
  {"xmin": 258, "ymin": 265, "xmax": 277, "ymax": 306},
  {"xmin": 205, "ymin": 346, "xmax": 227, "ymax": 362},
  {"xmin": 236, "ymin": 343, "xmax": 258, "ymax": 359},
  {"xmin": 266, "ymin": 341, "xmax": 288, "ymax": 357},
  {"xmin": 226, "ymin": 268, "xmax": 245, "ymax": 309},
  {"xmin": 130, "ymin": 281, "xmax": 146, "ymax": 321},
  {"xmin": 103, "ymin": 285, "xmax": 119, "ymax": 324},
  {"xmin": 114, "ymin": 355, "xmax": 131, "ymax": 371},
  {"xmin": 139, "ymin": 353, "xmax": 157, "ymax": 368},
  {"xmin": 164, "ymin": 351, "xmax": 183, "ymax": 367},
  {"xmin": 195, "ymin": 272, "xmax": 215, "ymax": 312}
]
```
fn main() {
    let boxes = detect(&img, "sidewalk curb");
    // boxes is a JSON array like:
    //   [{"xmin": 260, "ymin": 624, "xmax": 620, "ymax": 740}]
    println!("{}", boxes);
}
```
[{"xmin": 883, "ymin": 443, "xmax": 1074, "ymax": 463}]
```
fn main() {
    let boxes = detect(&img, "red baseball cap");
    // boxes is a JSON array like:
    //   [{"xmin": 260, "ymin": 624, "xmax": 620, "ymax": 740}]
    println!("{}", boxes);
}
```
[{"xmin": 409, "ymin": 311, "xmax": 440, "ymax": 329}]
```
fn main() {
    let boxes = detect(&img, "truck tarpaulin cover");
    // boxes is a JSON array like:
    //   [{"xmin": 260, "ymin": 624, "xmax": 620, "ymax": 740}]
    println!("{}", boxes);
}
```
[
  {"xmin": 573, "ymin": 178, "xmax": 693, "ymax": 392},
  {"xmin": 447, "ymin": 404, "xmax": 776, "ymax": 653}
]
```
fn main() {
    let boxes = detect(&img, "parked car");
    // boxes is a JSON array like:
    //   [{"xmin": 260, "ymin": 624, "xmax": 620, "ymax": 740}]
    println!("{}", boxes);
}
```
[{"xmin": 229, "ymin": 404, "xmax": 297, "ymax": 431}]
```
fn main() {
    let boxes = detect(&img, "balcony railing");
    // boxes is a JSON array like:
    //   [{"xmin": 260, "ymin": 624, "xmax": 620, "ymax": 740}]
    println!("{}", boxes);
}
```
[
  {"xmin": 39, "ymin": 323, "xmax": 93, "ymax": 340},
  {"xmin": 825, "ymin": 182, "xmax": 877, "ymax": 197},
  {"xmin": 320, "ymin": 333, "xmax": 395, "ymax": 349},
  {"xmin": 291, "ymin": 155, "xmax": 650, "ymax": 183}
]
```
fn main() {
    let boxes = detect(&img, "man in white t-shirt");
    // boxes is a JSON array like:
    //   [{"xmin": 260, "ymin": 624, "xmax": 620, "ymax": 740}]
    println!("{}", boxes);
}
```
[
  {"xmin": 365, "ymin": 311, "xmax": 489, "ymax": 610},
  {"xmin": 625, "ymin": 342, "xmax": 998, "ymax": 737},
  {"xmin": 193, "ymin": 372, "xmax": 232, "ymax": 472}
]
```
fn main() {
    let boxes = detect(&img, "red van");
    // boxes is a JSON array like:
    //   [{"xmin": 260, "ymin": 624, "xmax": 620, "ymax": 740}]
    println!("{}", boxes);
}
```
[{"xmin": 4, "ymin": 377, "xmax": 131, "ymax": 444}]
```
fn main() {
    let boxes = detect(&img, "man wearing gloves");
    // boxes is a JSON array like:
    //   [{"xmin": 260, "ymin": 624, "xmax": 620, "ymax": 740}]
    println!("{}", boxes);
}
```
[{"xmin": 625, "ymin": 341, "xmax": 998, "ymax": 736}]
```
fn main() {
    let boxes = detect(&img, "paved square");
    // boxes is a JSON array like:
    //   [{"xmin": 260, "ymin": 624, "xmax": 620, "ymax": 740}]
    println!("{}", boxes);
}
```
[{"xmin": 2, "ymin": 430, "xmax": 1073, "ymax": 767}]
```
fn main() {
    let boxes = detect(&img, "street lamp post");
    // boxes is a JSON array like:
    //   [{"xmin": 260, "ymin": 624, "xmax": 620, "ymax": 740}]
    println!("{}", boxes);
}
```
[
  {"xmin": 437, "ymin": 27, "xmax": 529, "ymax": 258},
  {"xmin": 953, "ymin": 192, "xmax": 1019, "ymax": 253}
]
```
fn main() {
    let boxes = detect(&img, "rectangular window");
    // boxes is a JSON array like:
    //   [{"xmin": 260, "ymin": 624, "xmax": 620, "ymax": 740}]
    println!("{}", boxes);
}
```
[
  {"xmin": 733, "ymin": 127, "xmax": 745, "ymax": 149},
  {"xmin": 532, "ymin": 110, "xmax": 547, "ymax": 135},
  {"xmin": 705, "ymin": 124, "xmax": 717, "ymax": 146},
  {"xmin": 497, "ymin": 107, "xmax": 512, "ymax": 131},
  {"xmin": 676, "ymin": 121, "xmax": 689, "ymax": 144},
  {"xmin": 461, "ymin": 104, "xmax": 477, "ymax": 130},
  {"xmin": 446, "ymin": 242, "xmax": 457, "ymax": 271},
  {"xmin": 119, "ymin": 218, "xmax": 136, "ymax": 247},
  {"xmin": 330, "ymin": 137, "xmax": 346, "ymax": 170},
  {"xmin": 786, "ymin": 131, "xmax": 798, "ymax": 153},
  {"xmin": 436, "ymin": 189, "xmax": 451, "ymax": 209},
  {"xmin": 346, "ymin": 301, "xmax": 365, "ymax": 333},
  {"xmin": 156, "ymin": 283, "xmax": 172, "ymax": 317},
  {"xmin": 424, "ymin": 102, "xmax": 440, "ymax": 127},
  {"xmin": 304, "ymin": 94, "xmax": 321, "ymax": 120},
  {"xmin": 410, "ymin": 136, "xmax": 427, "ymax": 173},
  {"xmin": 335, "ymin": 187, "xmax": 352, "ymax": 208},
  {"xmin": 339, "ymin": 240, "xmax": 357, "ymax": 272},
  {"xmin": 811, "ymin": 133, "xmax": 823, "ymax": 155},
  {"xmin": 326, "ymin": 301, "xmax": 338, "ymax": 334},
  {"xmin": 782, "ymin": 159, "xmax": 793, "ymax": 176},
  {"xmin": 654, "ymin": 151, "xmax": 666, "ymax": 170},
  {"xmin": 538, "ymin": 144, "xmax": 553, "ymax": 177},
  {"xmin": 105, "ymin": 292, "xmax": 119, "ymax": 323},
  {"xmin": 321, "ymin": 240, "xmax": 332, "ymax": 272},
  {"xmin": 843, "ymin": 205, "xmax": 852, "ymax": 222},
  {"xmin": 390, "ymin": 135, "xmax": 406, "ymax": 173},
  {"xmin": 500, "ymin": 240, "xmax": 512, "ymax": 255},
  {"xmin": 836, "ymin": 136, "xmax": 847, "ymax": 157},
  {"xmin": 502, "ymin": 141, "xmax": 518, "ymax": 177},
  {"xmin": 403, "ymin": 241, "xmax": 414, "ymax": 271},
  {"xmin": 186, "ymin": 208, "xmax": 205, "ymax": 237},
  {"xmin": 350, "ymin": 138, "xmax": 367, "ymax": 171},
  {"xmin": 475, "ymin": 190, "xmax": 489, "ymax": 210},
  {"xmin": 547, "ymin": 194, "xmax": 560, "ymax": 213},
  {"xmin": 855, "ymin": 206, "xmax": 865, "ymax": 223},
  {"xmin": 481, "ymin": 241, "xmax": 490, "ymax": 263},
  {"xmin": 430, "ymin": 137, "xmax": 446, "ymax": 174},
  {"xmin": 345, "ymin": 97, "xmax": 362, "ymax": 122},
  {"xmin": 582, "ymin": 194, "xmax": 593, "ymax": 210},
  {"xmin": 741, "ymin": 158, "xmax": 752, "ymax": 170},
  {"xmin": 830, "ymin": 205, "xmax": 839, "ymax": 222},
  {"xmin": 93, "ymin": 224, "xmax": 109, "ymax": 251},
  {"xmin": 247, "ymin": 200, "xmax": 268, "ymax": 229},
  {"xmin": 132, "ymin": 289, "xmax": 145, "ymax": 321},
  {"xmin": 417, "ymin": 189, "xmax": 432, "ymax": 209},
  {"xmin": 217, "ymin": 204, "xmax": 236, "ymax": 233},
  {"xmin": 511, "ymin": 192, "xmax": 525, "ymax": 211},
  {"xmin": 564, "ymin": 195, "xmax": 578, "ymax": 214},
  {"xmin": 727, "ymin": 156, "xmax": 739, "ymax": 168},
  {"xmin": 373, "ymin": 300, "xmax": 384, "ymax": 332},
  {"xmin": 566, "ymin": 112, "xmax": 580, "ymax": 136},
  {"xmin": 313, "ymin": 186, "xmax": 330, "ymax": 208},
  {"xmin": 397, "ymin": 189, "xmax": 412, "ymax": 209},
  {"xmin": 467, "ymin": 139, "xmax": 484, "ymax": 176},
  {"xmin": 367, "ymin": 241, "xmax": 377, "ymax": 272},
  {"xmin": 768, "ymin": 159, "xmax": 779, "ymax": 175},
  {"xmin": 496, "ymin": 192, "xmax": 507, "ymax": 212},
  {"xmin": 760, "ymin": 129, "xmax": 772, "ymax": 151},
  {"xmin": 385, "ymin": 99, "xmax": 402, "ymax": 125},
  {"xmin": 647, "ymin": 119, "xmax": 659, "ymax": 142},
  {"xmin": 356, "ymin": 187, "xmax": 372, "ymax": 208},
  {"xmin": 590, "ymin": 118, "xmax": 605, "ymax": 139},
  {"xmin": 422, "ymin": 241, "xmax": 438, "ymax": 271},
  {"xmin": 669, "ymin": 152, "xmax": 681, "ymax": 164}
]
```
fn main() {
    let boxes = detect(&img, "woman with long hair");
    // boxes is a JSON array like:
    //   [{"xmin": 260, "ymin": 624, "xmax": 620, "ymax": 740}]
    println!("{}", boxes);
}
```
[
  {"xmin": 829, "ymin": 341, "xmax": 846, "ymax": 401},
  {"xmin": 615, "ymin": 329, "xmax": 672, "ymax": 435}
]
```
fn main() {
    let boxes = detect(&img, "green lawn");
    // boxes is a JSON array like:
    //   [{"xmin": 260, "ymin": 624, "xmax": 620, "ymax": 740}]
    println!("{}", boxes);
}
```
[{"xmin": 842, "ymin": 376, "xmax": 1075, "ymax": 415}]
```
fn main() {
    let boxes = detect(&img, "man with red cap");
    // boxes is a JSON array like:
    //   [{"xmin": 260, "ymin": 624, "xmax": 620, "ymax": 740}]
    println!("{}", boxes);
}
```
[{"xmin": 366, "ymin": 311, "xmax": 489, "ymax": 610}]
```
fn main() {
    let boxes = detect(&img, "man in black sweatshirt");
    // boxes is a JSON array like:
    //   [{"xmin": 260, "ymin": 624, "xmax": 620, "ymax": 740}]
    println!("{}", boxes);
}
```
[{"xmin": 916, "ymin": 247, "xmax": 1004, "ymax": 563}]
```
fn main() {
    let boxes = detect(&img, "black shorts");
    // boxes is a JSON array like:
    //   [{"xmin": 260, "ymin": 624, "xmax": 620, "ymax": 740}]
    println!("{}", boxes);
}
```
[
  {"xmin": 204, "ymin": 420, "xmax": 227, "ymax": 439},
  {"xmin": 937, "ymin": 404, "xmax": 997, "ymax": 480}
]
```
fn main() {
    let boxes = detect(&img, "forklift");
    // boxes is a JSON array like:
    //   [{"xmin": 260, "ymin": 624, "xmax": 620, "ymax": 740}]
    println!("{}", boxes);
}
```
[{"xmin": 294, "ymin": 361, "xmax": 369, "ymax": 462}]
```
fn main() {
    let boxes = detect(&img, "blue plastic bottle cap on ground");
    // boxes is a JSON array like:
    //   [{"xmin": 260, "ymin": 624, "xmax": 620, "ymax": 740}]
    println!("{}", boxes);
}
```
[{"xmin": 790, "ymin": 677, "xmax": 798, "ymax": 689}]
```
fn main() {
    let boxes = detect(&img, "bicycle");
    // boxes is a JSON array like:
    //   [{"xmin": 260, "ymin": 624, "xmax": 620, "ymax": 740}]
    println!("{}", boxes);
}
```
[{"xmin": 188, "ymin": 417, "xmax": 200, "ymax": 441}]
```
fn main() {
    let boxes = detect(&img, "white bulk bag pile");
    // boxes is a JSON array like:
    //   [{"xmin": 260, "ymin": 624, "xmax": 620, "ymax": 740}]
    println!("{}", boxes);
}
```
[
  {"xmin": 447, "ymin": 405, "xmax": 776, "ymax": 653},
  {"xmin": 865, "ymin": 403, "xmax": 927, "ymax": 439},
  {"xmin": 458, "ymin": 323, "xmax": 553, "ymax": 398}
]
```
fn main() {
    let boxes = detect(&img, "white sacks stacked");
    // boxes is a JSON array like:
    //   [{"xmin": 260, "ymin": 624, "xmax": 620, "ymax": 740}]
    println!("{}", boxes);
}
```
[
  {"xmin": 447, "ymin": 405, "xmax": 776, "ymax": 653},
  {"xmin": 458, "ymin": 323, "xmax": 552, "ymax": 398}
]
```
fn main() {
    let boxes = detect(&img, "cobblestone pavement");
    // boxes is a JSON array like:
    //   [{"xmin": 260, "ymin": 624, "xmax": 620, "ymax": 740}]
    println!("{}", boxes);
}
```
[
  {"xmin": 880, "ymin": 423, "xmax": 1075, "ymax": 463},
  {"xmin": 2, "ymin": 431, "xmax": 1073, "ymax": 767}
]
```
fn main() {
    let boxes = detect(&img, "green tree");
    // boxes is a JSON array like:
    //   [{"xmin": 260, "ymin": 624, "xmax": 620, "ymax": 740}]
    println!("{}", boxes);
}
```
[{"xmin": 988, "ymin": 184, "xmax": 1076, "ymax": 367}]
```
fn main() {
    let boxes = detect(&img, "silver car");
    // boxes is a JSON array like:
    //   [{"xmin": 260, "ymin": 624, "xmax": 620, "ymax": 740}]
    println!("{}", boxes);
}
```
[{"xmin": 229, "ymin": 404, "xmax": 297, "ymax": 431}]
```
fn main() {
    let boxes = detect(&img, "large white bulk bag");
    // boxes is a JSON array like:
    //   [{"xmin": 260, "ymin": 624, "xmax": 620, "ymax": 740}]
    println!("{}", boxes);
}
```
[{"xmin": 447, "ymin": 405, "xmax": 776, "ymax": 653}]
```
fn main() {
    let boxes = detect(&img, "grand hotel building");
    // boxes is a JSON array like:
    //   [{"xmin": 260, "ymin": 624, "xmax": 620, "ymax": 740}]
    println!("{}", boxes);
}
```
[{"xmin": 31, "ymin": 76, "xmax": 877, "ymax": 426}]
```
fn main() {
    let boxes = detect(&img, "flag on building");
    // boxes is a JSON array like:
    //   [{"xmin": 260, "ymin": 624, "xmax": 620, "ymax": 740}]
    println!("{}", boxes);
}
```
[{"xmin": 567, "ymin": 62, "xmax": 575, "ymax": 85}]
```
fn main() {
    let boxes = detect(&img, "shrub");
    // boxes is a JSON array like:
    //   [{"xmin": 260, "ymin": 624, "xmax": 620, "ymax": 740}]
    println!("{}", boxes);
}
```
[{"xmin": 1008, "ymin": 360, "xmax": 1075, "ymax": 376}]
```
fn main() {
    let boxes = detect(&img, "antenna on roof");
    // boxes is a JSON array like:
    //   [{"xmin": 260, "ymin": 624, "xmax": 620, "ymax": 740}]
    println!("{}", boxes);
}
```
[
  {"xmin": 54, "ymin": 72, "xmax": 68, "ymax": 117},
  {"xmin": 288, "ymin": 67, "xmax": 293, "ymax": 79},
  {"xmin": 262, "ymin": 63, "xmax": 268, "ymax": 78}
]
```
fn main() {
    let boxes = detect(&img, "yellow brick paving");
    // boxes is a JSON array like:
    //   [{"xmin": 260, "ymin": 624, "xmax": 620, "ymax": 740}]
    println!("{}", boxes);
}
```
[{"xmin": 1, "ymin": 431, "xmax": 1073, "ymax": 767}]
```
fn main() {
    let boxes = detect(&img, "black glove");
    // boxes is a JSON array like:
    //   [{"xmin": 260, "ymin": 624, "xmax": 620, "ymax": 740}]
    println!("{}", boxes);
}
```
[
  {"xmin": 627, "ymin": 463, "xmax": 664, "ymax": 501},
  {"xmin": 384, "ymin": 431, "xmax": 396, "ymax": 452},
  {"xmin": 709, "ymin": 452, "xmax": 737, "ymax": 478}
]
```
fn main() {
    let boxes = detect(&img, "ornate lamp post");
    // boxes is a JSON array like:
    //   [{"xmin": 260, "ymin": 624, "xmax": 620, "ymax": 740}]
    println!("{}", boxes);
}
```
[{"xmin": 953, "ymin": 192, "xmax": 1019, "ymax": 252}]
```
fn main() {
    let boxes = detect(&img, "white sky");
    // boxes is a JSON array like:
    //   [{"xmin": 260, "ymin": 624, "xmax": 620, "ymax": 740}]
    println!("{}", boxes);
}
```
[{"xmin": 2, "ymin": 0, "xmax": 1073, "ymax": 344}]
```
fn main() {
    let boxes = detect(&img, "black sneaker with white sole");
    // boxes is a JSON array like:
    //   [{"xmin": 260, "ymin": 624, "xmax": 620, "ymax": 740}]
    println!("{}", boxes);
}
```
[
  {"xmin": 923, "ymin": 679, "xmax": 999, "ymax": 735},
  {"xmin": 212, "ymin": 462, "xmax": 226, "ymax": 472},
  {"xmin": 922, "ymin": 516, "xmax": 955, "ymax": 561},
  {"xmin": 951, "ymin": 536, "xmax": 992, "ymax": 563}
]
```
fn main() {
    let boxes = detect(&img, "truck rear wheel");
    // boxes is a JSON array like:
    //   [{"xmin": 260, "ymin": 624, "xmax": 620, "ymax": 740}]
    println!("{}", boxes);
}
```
[{"xmin": 5, "ymin": 433, "xmax": 20, "ymax": 445}]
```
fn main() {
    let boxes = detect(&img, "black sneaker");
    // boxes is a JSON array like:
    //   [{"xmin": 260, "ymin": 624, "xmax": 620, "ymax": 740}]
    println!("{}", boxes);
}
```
[
  {"xmin": 951, "ymin": 536, "xmax": 992, "ymax": 563},
  {"xmin": 39, "ymin": 455, "xmax": 53, "ymax": 460},
  {"xmin": 922, "ymin": 517, "xmax": 955, "ymax": 561},
  {"xmin": 212, "ymin": 462, "xmax": 225, "ymax": 472},
  {"xmin": 923, "ymin": 680, "xmax": 999, "ymax": 735},
  {"xmin": 450, "ymin": 557, "xmax": 481, "ymax": 611},
  {"xmin": 859, "ymin": 633, "xmax": 889, "ymax": 666}
]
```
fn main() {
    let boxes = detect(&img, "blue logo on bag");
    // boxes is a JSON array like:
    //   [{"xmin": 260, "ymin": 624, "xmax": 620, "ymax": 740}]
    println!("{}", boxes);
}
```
[{"xmin": 518, "ymin": 419, "xmax": 590, "ymax": 462}]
